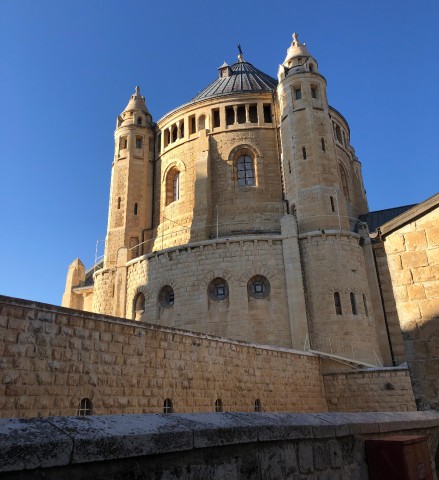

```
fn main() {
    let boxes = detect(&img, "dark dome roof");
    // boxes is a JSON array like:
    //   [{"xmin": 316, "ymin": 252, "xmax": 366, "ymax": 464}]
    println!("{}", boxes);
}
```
[{"xmin": 191, "ymin": 61, "xmax": 277, "ymax": 102}]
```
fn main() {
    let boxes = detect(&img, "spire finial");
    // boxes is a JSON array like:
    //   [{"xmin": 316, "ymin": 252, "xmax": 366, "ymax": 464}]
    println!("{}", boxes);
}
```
[
  {"xmin": 135, "ymin": 85, "xmax": 140, "ymax": 95},
  {"xmin": 237, "ymin": 44, "xmax": 243, "ymax": 62},
  {"xmin": 292, "ymin": 33, "xmax": 299, "ymax": 44}
]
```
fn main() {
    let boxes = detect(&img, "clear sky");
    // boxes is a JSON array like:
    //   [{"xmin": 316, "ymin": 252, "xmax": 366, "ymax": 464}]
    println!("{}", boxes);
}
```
[{"xmin": 1, "ymin": 0, "xmax": 438, "ymax": 306}]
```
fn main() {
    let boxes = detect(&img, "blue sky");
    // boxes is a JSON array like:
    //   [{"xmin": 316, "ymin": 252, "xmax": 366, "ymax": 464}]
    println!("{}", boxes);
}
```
[{"xmin": 1, "ymin": 0, "xmax": 438, "ymax": 306}]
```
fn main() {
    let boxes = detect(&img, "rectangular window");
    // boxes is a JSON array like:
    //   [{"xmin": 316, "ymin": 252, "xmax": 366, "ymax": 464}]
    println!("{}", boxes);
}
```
[
  {"xmin": 302, "ymin": 146, "xmax": 307, "ymax": 160},
  {"xmin": 189, "ymin": 115, "xmax": 196, "ymax": 134},
  {"xmin": 237, "ymin": 105, "xmax": 246, "ymax": 124},
  {"xmin": 249, "ymin": 104, "xmax": 258, "ymax": 123},
  {"xmin": 135, "ymin": 136, "xmax": 142, "ymax": 149},
  {"xmin": 164, "ymin": 130, "xmax": 170, "ymax": 147},
  {"xmin": 157, "ymin": 132, "xmax": 161, "ymax": 153},
  {"xmin": 180, "ymin": 121, "xmax": 184, "ymax": 138},
  {"xmin": 263, "ymin": 104, "xmax": 272, "ymax": 123},
  {"xmin": 330, "ymin": 196, "xmax": 335, "ymax": 212},
  {"xmin": 321, "ymin": 138, "xmax": 325, "ymax": 152},
  {"xmin": 311, "ymin": 85, "xmax": 319, "ymax": 99},
  {"xmin": 212, "ymin": 108, "xmax": 220, "ymax": 128},
  {"xmin": 226, "ymin": 106, "xmax": 234, "ymax": 125},
  {"xmin": 294, "ymin": 87, "xmax": 302, "ymax": 100}
]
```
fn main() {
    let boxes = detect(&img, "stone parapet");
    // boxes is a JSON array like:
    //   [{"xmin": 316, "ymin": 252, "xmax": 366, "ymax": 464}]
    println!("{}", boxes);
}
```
[{"xmin": 1, "ymin": 411, "xmax": 439, "ymax": 478}]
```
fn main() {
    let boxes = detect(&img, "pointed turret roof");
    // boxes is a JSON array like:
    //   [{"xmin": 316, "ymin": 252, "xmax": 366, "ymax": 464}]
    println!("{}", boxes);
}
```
[
  {"xmin": 123, "ymin": 86, "xmax": 150, "ymax": 114},
  {"xmin": 283, "ymin": 33, "xmax": 311, "ymax": 65}
]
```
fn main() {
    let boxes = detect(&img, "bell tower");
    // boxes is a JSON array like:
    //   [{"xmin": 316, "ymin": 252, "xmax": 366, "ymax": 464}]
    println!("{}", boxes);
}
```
[
  {"xmin": 104, "ymin": 86, "xmax": 154, "ymax": 268},
  {"xmin": 277, "ymin": 34, "xmax": 388, "ymax": 366},
  {"xmin": 277, "ymin": 33, "xmax": 350, "ymax": 233}
]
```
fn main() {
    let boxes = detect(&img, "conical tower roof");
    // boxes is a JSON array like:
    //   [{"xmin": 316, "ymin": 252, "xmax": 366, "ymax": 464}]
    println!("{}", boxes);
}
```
[{"xmin": 123, "ymin": 86, "xmax": 150, "ymax": 114}]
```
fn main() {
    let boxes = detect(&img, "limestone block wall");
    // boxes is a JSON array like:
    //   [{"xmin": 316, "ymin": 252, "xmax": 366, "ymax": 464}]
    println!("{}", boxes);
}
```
[
  {"xmin": 299, "ymin": 231, "xmax": 385, "ymax": 365},
  {"xmin": 380, "ymin": 206, "xmax": 439, "ymax": 410},
  {"xmin": 323, "ymin": 367, "xmax": 417, "ymax": 412},
  {"xmin": 125, "ymin": 236, "xmax": 293, "ymax": 348},
  {"xmin": 0, "ymin": 295, "xmax": 327, "ymax": 419}
]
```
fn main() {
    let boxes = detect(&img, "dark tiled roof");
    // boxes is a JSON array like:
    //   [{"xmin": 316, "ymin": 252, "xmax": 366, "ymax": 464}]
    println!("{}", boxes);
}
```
[
  {"xmin": 78, "ymin": 261, "xmax": 104, "ymax": 288},
  {"xmin": 191, "ymin": 61, "xmax": 277, "ymax": 102},
  {"xmin": 359, "ymin": 204, "xmax": 417, "ymax": 233}
]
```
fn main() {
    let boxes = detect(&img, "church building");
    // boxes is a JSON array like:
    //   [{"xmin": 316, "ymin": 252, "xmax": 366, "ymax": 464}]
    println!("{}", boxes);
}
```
[{"xmin": 62, "ymin": 34, "xmax": 428, "ymax": 371}]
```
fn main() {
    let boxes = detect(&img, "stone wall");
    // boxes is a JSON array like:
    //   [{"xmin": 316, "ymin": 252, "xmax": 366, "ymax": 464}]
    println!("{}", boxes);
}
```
[
  {"xmin": 323, "ymin": 367, "xmax": 417, "ymax": 412},
  {"xmin": 379, "ymin": 203, "xmax": 439, "ymax": 410},
  {"xmin": 125, "ymin": 235, "xmax": 293, "ymax": 348},
  {"xmin": 0, "ymin": 296, "xmax": 327, "ymax": 419},
  {"xmin": 1, "ymin": 411, "xmax": 439, "ymax": 479}
]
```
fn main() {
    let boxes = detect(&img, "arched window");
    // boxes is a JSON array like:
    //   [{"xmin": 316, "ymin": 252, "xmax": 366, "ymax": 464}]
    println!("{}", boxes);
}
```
[
  {"xmin": 339, "ymin": 164, "xmax": 350, "ymax": 201},
  {"xmin": 137, "ymin": 117, "xmax": 142, "ymax": 125},
  {"xmin": 166, "ymin": 168, "xmax": 180, "ymax": 205},
  {"xmin": 350, "ymin": 292, "xmax": 357, "ymax": 315},
  {"xmin": 133, "ymin": 292, "xmax": 145, "ymax": 320},
  {"xmin": 236, "ymin": 155, "xmax": 255, "ymax": 186},
  {"xmin": 208, "ymin": 278, "xmax": 229, "ymax": 301},
  {"xmin": 248, "ymin": 275, "xmax": 270, "ymax": 299},
  {"xmin": 363, "ymin": 294, "xmax": 369, "ymax": 317},
  {"xmin": 335, "ymin": 124, "xmax": 342, "ymax": 143},
  {"xmin": 214, "ymin": 399, "xmax": 223, "ymax": 412},
  {"xmin": 77, "ymin": 398, "xmax": 93, "ymax": 416},
  {"xmin": 334, "ymin": 292, "xmax": 342, "ymax": 315},
  {"xmin": 163, "ymin": 398, "xmax": 173, "ymax": 414},
  {"xmin": 254, "ymin": 399, "xmax": 261, "ymax": 412},
  {"xmin": 159, "ymin": 286, "xmax": 174, "ymax": 308}
]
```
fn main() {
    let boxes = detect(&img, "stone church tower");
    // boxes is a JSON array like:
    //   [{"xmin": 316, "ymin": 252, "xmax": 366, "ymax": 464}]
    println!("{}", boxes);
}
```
[{"xmin": 63, "ymin": 34, "xmax": 392, "ymax": 367}]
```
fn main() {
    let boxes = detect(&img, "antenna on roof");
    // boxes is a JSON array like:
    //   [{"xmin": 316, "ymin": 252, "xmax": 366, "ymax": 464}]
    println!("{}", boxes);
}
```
[{"xmin": 237, "ymin": 44, "xmax": 244, "ymax": 62}]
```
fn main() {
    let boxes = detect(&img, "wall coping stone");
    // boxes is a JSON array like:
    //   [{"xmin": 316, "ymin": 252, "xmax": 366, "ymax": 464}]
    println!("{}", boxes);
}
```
[
  {"xmin": 322, "ymin": 365, "xmax": 409, "ymax": 376},
  {"xmin": 1, "ymin": 411, "xmax": 439, "ymax": 473}
]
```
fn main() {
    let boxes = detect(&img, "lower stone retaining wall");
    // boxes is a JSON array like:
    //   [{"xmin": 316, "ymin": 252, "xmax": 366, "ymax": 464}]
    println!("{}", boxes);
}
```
[
  {"xmin": 323, "ymin": 367, "xmax": 417, "ymax": 412},
  {"xmin": 1, "ymin": 411, "xmax": 439, "ymax": 479},
  {"xmin": 0, "ymin": 296, "xmax": 327, "ymax": 418}
]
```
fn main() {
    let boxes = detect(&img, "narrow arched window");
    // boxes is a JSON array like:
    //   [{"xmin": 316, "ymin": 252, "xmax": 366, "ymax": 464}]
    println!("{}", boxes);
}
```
[
  {"xmin": 77, "ymin": 398, "xmax": 93, "ymax": 416},
  {"xmin": 350, "ymin": 292, "xmax": 357, "ymax": 315},
  {"xmin": 117, "ymin": 197, "xmax": 121, "ymax": 209},
  {"xmin": 214, "ymin": 399, "xmax": 223, "ymax": 412},
  {"xmin": 339, "ymin": 164, "xmax": 350, "ymax": 201},
  {"xmin": 254, "ymin": 399, "xmax": 261, "ymax": 412},
  {"xmin": 133, "ymin": 292, "xmax": 145, "ymax": 320},
  {"xmin": 137, "ymin": 117, "xmax": 142, "ymax": 125},
  {"xmin": 334, "ymin": 292, "xmax": 342, "ymax": 315},
  {"xmin": 163, "ymin": 398, "xmax": 173, "ymax": 413},
  {"xmin": 321, "ymin": 138, "xmax": 325, "ymax": 152},
  {"xmin": 134, "ymin": 203, "xmax": 138, "ymax": 215},
  {"xmin": 335, "ymin": 124, "xmax": 342, "ymax": 143},
  {"xmin": 166, "ymin": 168, "xmax": 180, "ymax": 205},
  {"xmin": 236, "ymin": 155, "xmax": 255, "ymax": 186},
  {"xmin": 173, "ymin": 172, "xmax": 180, "ymax": 201},
  {"xmin": 363, "ymin": 294, "xmax": 369, "ymax": 317}
]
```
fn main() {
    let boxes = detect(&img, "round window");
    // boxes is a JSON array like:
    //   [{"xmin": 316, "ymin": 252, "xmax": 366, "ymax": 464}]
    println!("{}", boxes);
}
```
[
  {"xmin": 159, "ymin": 285, "xmax": 174, "ymax": 307},
  {"xmin": 208, "ymin": 278, "xmax": 229, "ymax": 301},
  {"xmin": 248, "ymin": 275, "xmax": 270, "ymax": 299}
]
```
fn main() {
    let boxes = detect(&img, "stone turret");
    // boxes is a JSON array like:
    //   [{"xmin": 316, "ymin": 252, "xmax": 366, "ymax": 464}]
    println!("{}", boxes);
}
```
[
  {"xmin": 104, "ymin": 86, "xmax": 154, "ymax": 268},
  {"xmin": 277, "ymin": 34, "xmax": 388, "ymax": 366}
]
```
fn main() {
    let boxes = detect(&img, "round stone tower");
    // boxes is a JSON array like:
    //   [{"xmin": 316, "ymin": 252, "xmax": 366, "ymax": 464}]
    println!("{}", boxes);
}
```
[
  {"xmin": 277, "ymin": 34, "xmax": 386, "ymax": 364},
  {"xmin": 94, "ymin": 87, "xmax": 155, "ymax": 316}
]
